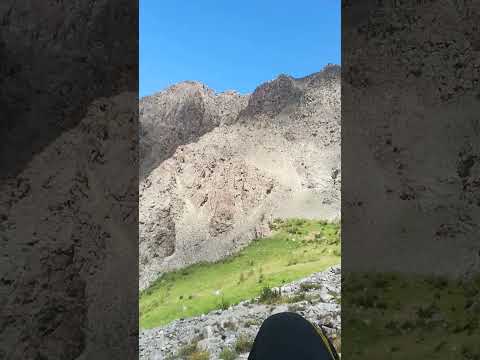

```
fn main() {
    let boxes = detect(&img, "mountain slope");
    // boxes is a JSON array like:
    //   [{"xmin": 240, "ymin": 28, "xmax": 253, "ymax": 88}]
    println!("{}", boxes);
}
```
[
  {"xmin": 139, "ymin": 65, "xmax": 341, "ymax": 290},
  {"xmin": 140, "ymin": 82, "xmax": 248, "ymax": 180}
]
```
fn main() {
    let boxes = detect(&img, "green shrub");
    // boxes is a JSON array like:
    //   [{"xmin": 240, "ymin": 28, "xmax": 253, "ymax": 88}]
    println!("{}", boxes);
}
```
[
  {"xmin": 176, "ymin": 342, "xmax": 210, "ymax": 360},
  {"xmin": 300, "ymin": 283, "xmax": 321, "ymax": 292},
  {"xmin": 235, "ymin": 334, "xmax": 254, "ymax": 353},
  {"xmin": 258, "ymin": 286, "xmax": 282, "ymax": 304},
  {"xmin": 178, "ymin": 342, "xmax": 198, "ymax": 357},
  {"xmin": 219, "ymin": 348, "xmax": 237, "ymax": 360}
]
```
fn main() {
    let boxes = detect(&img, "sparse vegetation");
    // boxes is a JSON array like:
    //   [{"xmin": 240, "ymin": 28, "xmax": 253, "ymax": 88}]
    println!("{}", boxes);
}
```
[
  {"xmin": 177, "ymin": 343, "xmax": 198, "ymax": 357},
  {"xmin": 300, "ymin": 282, "xmax": 322, "ymax": 292},
  {"xmin": 243, "ymin": 319, "xmax": 260, "ymax": 328},
  {"xmin": 288, "ymin": 293, "xmax": 308, "ymax": 303},
  {"xmin": 140, "ymin": 219, "xmax": 340, "ymax": 329},
  {"xmin": 169, "ymin": 341, "xmax": 211, "ymax": 360},
  {"xmin": 164, "ymin": 345, "xmax": 212, "ymax": 360},
  {"xmin": 234, "ymin": 334, "xmax": 254, "ymax": 353},
  {"xmin": 258, "ymin": 286, "xmax": 282, "ymax": 304},
  {"xmin": 219, "ymin": 348, "xmax": 237, "ymax": 360}
]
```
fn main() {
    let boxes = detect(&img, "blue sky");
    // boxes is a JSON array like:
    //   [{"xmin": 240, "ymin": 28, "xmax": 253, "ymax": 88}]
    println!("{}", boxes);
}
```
[{"xmin": 140, "ymin": 0, "xmax": 340, "ymax": 98}]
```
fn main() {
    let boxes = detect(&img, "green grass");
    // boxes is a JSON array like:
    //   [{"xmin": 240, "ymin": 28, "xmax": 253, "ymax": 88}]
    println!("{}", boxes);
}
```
[
  {"xmin": 140, "ymin": 218, "xmax": 340, "ymax": 329},
  {"xmin": 343, "ymin": 272, "xmax": 480, "ymax": 359}
]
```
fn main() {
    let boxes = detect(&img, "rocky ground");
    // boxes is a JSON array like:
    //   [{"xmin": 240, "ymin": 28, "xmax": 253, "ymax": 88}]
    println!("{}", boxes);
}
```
[{"xmin": 140, "ymin": 266, "xmax": 341, "ymax": 360}]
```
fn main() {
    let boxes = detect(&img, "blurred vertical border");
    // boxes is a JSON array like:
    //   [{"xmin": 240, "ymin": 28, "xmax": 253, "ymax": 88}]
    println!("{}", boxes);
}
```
[
  {"xmin": 0, "ymin": 1, "xmax": 138, "ymax": 359},
  {"xmin": 342, "ymin": 0, "xmax": 480, "ymax": 358}
]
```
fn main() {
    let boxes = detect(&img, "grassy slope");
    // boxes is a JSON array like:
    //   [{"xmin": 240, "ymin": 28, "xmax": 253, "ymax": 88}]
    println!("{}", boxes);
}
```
[
  {"xmin": 343, "ymin": 272, "xmax": 480, "ymax": 359},
  {"xmin": 140, "ymin": 219, "xmax": 340, "ymax": 329}
]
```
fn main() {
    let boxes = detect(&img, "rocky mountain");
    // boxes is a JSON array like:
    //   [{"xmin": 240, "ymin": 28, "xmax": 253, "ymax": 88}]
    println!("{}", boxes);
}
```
[
  {"xmin": 140, "ymin": 83, "xmax": 249, "ymax": 180},
  {"xmin": 139, "ymin": 65, "xmax": 341, "ymax": 290},
  {"xmin": 140, "ymin": 266, "xmax": 341, "ymax": 360}
]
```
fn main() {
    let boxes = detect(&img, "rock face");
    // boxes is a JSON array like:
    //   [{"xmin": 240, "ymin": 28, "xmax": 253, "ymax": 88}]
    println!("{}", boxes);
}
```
[
  {"xmin": 140, "ymin": 65, "xmax": 341, "ymax": 290},
  {"xmin": 140, "ymin": 266, "xmax": 341, "ymax": 360},
  {"xmin": 140, "ymin": 83, "xmax": 248, "ymax": 180}
]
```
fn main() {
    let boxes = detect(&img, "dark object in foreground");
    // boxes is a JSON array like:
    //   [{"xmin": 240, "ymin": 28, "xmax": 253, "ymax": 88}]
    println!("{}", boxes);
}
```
[{"xmin": 248, "ymin": 312, "xmax": 339, "ymax": 360}]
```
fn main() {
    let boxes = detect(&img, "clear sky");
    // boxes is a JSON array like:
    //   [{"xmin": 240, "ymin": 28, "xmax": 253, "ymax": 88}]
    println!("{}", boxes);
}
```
[{"xmin": 140, "ymin": 0, "xmax": 340, "ymax": 98}]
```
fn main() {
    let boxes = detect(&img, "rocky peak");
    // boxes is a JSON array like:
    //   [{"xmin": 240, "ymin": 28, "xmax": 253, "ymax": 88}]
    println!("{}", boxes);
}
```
[
  {"xmin": 239, "ymin": 74, "xmax": 303, "ymax": 119},
  {"xmin": 139, "ymin": 82, "xmax": 249, "ymax": 179},
  {"xmin": 239, "ymin": 65, "xmax": 341, "ymax": 122}
]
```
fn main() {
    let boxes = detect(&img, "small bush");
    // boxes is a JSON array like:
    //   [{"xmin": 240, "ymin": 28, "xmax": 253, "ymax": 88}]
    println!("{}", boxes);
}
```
[
  {"xmin": 258, "ymin": 287, "xmax": 282, "ymax": 304},
  {"xmin": 177, "ymin": 342, "xmax": 210, "ymax": 360},
  {"xmin": 300, "ymin": 283, "xmax": 321, "ymax": 292},
  {"xmin": 178, "ymin": 342, "xmax": 198, "ymax": 357},
  {"xmin": 219, "ymin": 348, "xmax": 237, "ymax": 360},
  {"xmin": 235, "ymin": 334, "xmax": 254, "ymax": 353}
]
